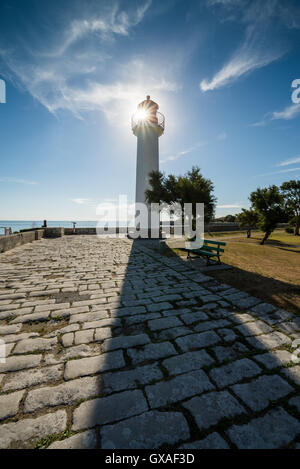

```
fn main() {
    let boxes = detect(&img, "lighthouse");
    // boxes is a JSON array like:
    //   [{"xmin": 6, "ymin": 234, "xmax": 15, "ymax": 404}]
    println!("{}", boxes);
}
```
[{"xmin": 131, "ymin": 96, "xmax": 165, "ymax": 234}]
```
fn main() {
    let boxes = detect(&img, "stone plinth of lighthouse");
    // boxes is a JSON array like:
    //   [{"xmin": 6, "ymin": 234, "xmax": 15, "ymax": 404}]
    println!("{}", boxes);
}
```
[{"xmin": 132, "ymin": 96, "xmax": 165, "ymax": 234}]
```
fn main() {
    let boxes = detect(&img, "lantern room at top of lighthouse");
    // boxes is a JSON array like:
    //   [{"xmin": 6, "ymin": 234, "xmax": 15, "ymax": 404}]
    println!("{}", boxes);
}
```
[{"xmin": 131, "ymin": 95, "xmax": 165, "ymax": 137}]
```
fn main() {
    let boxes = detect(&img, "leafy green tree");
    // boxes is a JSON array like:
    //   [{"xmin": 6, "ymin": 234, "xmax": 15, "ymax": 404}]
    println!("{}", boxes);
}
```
[
  {"xmin": 145, "ymin": 166, "xmax": 216, "ymax": 228},
  {"xmin": 236, "ymin": 209, "xmax": 258, "ymax": 238},
  {"xmin": 280, "ymin": 180, "xmax": 300, "ymax": 236},
  {"xmin": 249, "ymin": 185, "xmax": 285, "ymax": 245},
  {"xmin": 224, "ymin": 215, "xmax": 236, "ymax": 223}
]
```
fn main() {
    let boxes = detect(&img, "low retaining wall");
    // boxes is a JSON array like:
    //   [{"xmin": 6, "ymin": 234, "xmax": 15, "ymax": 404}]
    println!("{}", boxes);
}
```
[
  {"xmin": 0, "ymin": 230, "xmax": 44, "ymax": 253},
  {"xmin": 43, "ymin": 227, "xmax": 65, "ymax": 238}
]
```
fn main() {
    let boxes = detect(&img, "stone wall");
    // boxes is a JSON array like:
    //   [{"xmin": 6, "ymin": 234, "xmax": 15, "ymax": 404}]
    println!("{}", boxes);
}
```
[{"xmin": 0, "ymin": 230, "xmax": 44, "ymax": 253}]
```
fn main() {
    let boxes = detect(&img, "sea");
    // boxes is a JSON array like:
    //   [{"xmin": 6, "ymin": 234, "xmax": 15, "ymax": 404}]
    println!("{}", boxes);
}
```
[{"xmin": 0, "ymin": 220, "xmax": 101, "ymax": 234}]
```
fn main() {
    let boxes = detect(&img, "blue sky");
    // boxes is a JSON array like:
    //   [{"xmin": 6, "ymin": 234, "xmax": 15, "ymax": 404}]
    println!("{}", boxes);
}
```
[{"xmin": 0, "ymin": 0, "xmax": 300, "ymax": 220}]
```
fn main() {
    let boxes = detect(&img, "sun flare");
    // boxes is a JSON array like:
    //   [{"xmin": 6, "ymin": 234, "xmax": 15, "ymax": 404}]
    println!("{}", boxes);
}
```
[{"xmin": 135, "ymin": 109, "xmax": 149, "ymax": 121}]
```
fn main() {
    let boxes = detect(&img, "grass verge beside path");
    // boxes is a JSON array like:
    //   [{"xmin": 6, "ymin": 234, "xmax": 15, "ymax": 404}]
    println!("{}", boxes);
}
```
[{"xmin": 170, "ymin": 230, "xmax": 300, "ymax": 315}]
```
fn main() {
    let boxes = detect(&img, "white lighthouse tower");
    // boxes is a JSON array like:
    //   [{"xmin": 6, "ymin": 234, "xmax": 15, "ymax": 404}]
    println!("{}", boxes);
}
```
[{"xmin": 131, "ymin": 96, "xmax": 165, "ymax": 234}]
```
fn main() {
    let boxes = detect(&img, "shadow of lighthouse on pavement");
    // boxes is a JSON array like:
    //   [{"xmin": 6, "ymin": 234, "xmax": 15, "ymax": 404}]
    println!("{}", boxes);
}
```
[{"xmin": 67, "ymin": 236, "xmax": 300, "ymax": 449}]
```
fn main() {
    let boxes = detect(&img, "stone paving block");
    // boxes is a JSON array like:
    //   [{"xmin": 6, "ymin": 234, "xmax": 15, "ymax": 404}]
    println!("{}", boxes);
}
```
[
  {"xmin": 0, "ymin": 324, "xmax": 22, "ymax": 335},
  {"xmin": 69, "ymin": 311, "xmax": 109, "ymax": 324},
  {"xmin": 0, "ymin": 409, "xmax": 67, "ymax": 449},
  {"xmin": 0, "ymin": 390, "xmax": 25, "ymax": 421},
  {"xmin": 277, "ymin": 321, "xmax": 300, "ymax": 336},
  {"xmin": 233, "ymin": 297, "xmax": 261, "ymax": 310},
  {"xmin": 13, "ymin": 337, "xmax": 57, "ymax": 354},
  {"xmin": 183, "ymin": 390, "xmax": 246, "ymax": 430},
  {"xmin": 0, "ymin": 354, "xmax": 42, "ymax": 373},
  {"xmin": 180, "ymin": 311, "xmax": 209, "ymax": 325},
  {"xmin": 282, "ymin": 365, "xmax": 300, "ymax": 386},
  {"xmin": 74, "ymin": 329, "xmax": 94, "ymax": 345},
  {"xmin": 61, "ymin": 333, "xmax": 74, "ymax": 347},
  {"xmin": 209, "ymin": 358, "xmax": 262, "ymax": 388},
  {"xmin": 153, "ymin": 294, "xmax": 182, "ymax": 303},
  {"xmin": 148, "ymin": 316, "xmax": 183, "ymax": 331},
  {"xmin": 82, "ymin": 318, "xmax": 121, "ymax": 330},
  {"xmin": 156, "ymin": 326, "xmax": 192, "ymax": 341},
  {"xmin": 235, "ymin": 320, "xmax": 273, "ymax": 337},
  {"xmin": 94, "ymin": 327, "xmax": 112, "ymax": 342},
  {"xmin": 44, "ymin": 344, "xmax": 97, "ymax": 365},
  {"xmin": 128, "ymin": 342, "xmax": 177, "ymax": 365},
  {"xmin": 289, "ymin": 396, "xmax": 300, "ymax": 413},
  {"xmin": 175, "ymin": 331, "xmax": 220, "ymax": 352},
  {"xmin": 213, "ymin": 342, "xmax": 250, "ymax": 364},
  {"xmin": 46, "ymin": 323, "xmax": 80, "ymax": 338},
  {"xmin": 162, "ymin": 350, "xmax": 214, "ymax": 376},
  {"xmin": 147, "ymin": 302, "xmax": 173, "ymax": 313},
  {"xmin": 145, "ymin": 370, "xmax": 214, "ymax": 408},
  {"xmin": 208, "ymin": 308, "xmax": 233, "ymax": 319},
  {"xmin": 64, "ymin": 350, "xmax": 125, "ymax": 380},
  {"xmin": 72, "ymin": 389, "xmax": 148, "ymax": 430},
  {"xmin": 101, "ymin": 410, "xmax": 190, "ymax": 449},
  {"xmin": 103, "ymin": 363, "xmax": 163, "ymax": 394},
  {"xmin": 250, "ymin": 303, "xmax": 277, "ymax": 315},
  {"xmin": 35, "ymin": 302, "xmax": 70, "ymax": 312},
  {"xmin": 2, "ymin": 364, "xmax": 63, "ymax": 392},
  {"xmin": 217, "ymin": 328, "xmax": 236, "ymax": 343},
  {"xmin": 10, "ymin": 311, "xmax": 50, "ymax": 324},
  {"xmin": 194, "ymin": 319, "xmax": 230, "ymax": 333},
  {"xmin": 199, "ymin": 303, "xmax": 218, "ymax": 311},
  {"xmin": 24, "ymin": 376, "xmax": 101, "ymax": 413},
  {"xmin": 0, "ymin": 332, "xmax": 40, "ymax": 344},
  {"xmin": 254, "ymin": 350, "xmax": 293, "ymax": 369},
  {"xmin": 48, "ymin": 429, "xmax": 98, "ymax": 449},
  {"xmin": 230, "ymin": 313, "xmax": 256, "ymax": 324},
  {"xmin": 124, "ymin": 313, "xmax": 161, "ymax": 326},
  {"xmin": 162, "ymin": 308, "xmax": 190, "ymax": 317},
  {"xmin": 102, "ymin": 333, "xmax": 150, "ymax": 352},
  {"xmin": 231, "ymin": 375, "xmax": 294, "ymax": 411},
  {"xmin": 115, "ymin": 306, "xmax": 147, "ymax": 317},
  {"xmin": 246, "ymin": 332, "xmax": 291, "ymax": 350},
  {"xmin": 179, "ymin": 432, "xmax": 230, "ymax": 449},
  {"xmin": 227, "ymin": 407, "xmax": 300, "ymax": 449}
]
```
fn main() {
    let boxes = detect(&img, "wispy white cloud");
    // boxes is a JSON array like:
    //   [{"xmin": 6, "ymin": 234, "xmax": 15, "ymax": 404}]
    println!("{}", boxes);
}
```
[
  {"xmin": 276, "ymin": 156, "xmax": 300, "ymax": 167},
  {"xmin": 160, "ymin": 142, "xmax": 207, "ymax": 164},
  {"xmin": 257, "ymin": 167, "xmax": 300, "ymax": 177},
  {"xmin": 200, "ymin": 27, "xmax": 284, "ymax": 92},
  {"xmin": 271, "ymin": 103, "xmax": 300, "ymax": 120},
  {"xmin": 0, "ymin": 177, "xmax": 37, "ymax": 185},
  {"xmin": 0, "ymin": 1, "xmax": 181, "ymax": 126},
  {"xmin": 201, "ymin": 1, "xmax": 290, "ymax": 92},
  {"xmin": 217, "ymin": 204, "xmax": 242, "ymax": 209},
  {"xmin": 71, "ymin": 198, "xmax": 92, "ymax": 205},
  {"xmin": 251, "ymin": 103, "xmax": 300, "ymax": 126}
]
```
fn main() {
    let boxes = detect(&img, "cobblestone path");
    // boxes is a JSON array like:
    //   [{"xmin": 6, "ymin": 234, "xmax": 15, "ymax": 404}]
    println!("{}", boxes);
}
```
[{"xmin": 0, "ymin": 236, "xmax": 299, "ymax": 449}]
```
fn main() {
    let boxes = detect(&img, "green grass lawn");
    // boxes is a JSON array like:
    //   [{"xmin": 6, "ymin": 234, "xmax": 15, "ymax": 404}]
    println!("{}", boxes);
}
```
[{"xmin": 169, "ymin": 229, "xmax": 300, "ymax": 315}]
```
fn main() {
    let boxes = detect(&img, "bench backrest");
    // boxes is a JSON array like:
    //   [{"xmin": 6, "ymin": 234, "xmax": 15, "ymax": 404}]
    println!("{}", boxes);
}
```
[
  {"xmin": 185, "ymin": 238, "xmax": 226, "ymax": 252},
  {"xmin": 202, "ymin": 239, "xmax": 226, "ymax": 253}
]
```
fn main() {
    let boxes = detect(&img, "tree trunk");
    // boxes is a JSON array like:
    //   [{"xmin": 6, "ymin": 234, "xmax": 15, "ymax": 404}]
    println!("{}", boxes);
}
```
[
  {"xmin": 247, "ymin": 229, "xmax": 251, "ymax": 238},
  {"xmin": 260, "ymin": 231, "xmax": 270, "ymax": 245},
  {"xmin": 295, "ymin": 218, "xmax": 300, "ymax": 236}
]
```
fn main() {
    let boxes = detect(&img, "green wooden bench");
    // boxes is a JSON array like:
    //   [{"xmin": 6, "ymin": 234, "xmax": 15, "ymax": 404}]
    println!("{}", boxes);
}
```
[{"xmin": 184, "ymin": 238, "xmax": 226, "ymax": 265}]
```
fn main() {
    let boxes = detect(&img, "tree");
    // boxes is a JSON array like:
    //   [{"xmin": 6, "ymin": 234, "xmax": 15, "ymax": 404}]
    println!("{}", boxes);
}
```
[
  {"xmin": 224, "ymin": 215, "xmax": 236, "ymax": 223},
  {"xmin": 280, "ymin": 180, "xmax": 300, "ymax": 236},
  {"xmin": 249, "ymin": 185, "xmax": 285, "ymax": 245},
  {"xmin": 145, "ymin": 166, "xmax": 216, "ymax": 229},
  {"xmin": 236, "ymin": 209, "xmax": 258, "ymax": 238}
]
